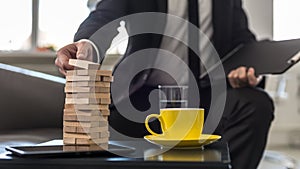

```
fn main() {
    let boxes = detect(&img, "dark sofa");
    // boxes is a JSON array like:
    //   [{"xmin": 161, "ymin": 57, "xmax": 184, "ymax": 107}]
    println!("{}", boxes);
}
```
[{"xmin": 0, "ymin": 63, "xmax": 65, "ymax": 153}]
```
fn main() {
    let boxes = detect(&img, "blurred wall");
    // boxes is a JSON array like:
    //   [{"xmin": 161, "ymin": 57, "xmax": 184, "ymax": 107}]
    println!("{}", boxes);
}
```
[
  {"xmin": 243, "ymin": 0, "xmax": 300, "ymax": 147},
  {"xmin": 243, "ymin": 0, "xmax": 273, "ymax": 40}
]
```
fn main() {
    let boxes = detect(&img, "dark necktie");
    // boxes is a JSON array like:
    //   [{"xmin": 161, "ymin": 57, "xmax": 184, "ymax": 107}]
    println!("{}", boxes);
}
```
[
  {"xmin": 188, "ymin": 0, "xmax": 200, "ymax": 82},
  {"xmin": 187, "ymin": 0, "xmax": 201, "ymax": 107}
]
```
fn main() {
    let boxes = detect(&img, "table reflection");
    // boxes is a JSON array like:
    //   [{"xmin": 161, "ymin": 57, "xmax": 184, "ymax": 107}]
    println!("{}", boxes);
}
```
[{"xmin": 144, "ymin": 147, "xmax": 222, "ymax": 162}]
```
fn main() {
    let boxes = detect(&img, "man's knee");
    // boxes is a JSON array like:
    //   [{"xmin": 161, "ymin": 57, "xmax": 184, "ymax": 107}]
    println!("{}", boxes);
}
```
[{"xmin": 229, "ymin": 87, "xmax": 275, "ymax": 126}]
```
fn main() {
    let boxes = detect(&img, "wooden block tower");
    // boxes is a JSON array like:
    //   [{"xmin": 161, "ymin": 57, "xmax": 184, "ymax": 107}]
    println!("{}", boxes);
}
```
[{"xmin": 63, "ymin": 59, "xmax": 113, "ymax": 150}]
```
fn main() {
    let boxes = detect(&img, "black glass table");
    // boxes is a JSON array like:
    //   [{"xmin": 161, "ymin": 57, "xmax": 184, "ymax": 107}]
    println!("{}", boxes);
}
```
[{"xmin": 0, "ymin": 140, "xmax": 231, "ymax": 169}]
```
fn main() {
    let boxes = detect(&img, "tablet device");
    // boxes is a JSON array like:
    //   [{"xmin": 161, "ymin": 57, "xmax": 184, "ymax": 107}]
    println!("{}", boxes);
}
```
[
  {"xmin": 5, "ymin": 143, "xmax": 135, "ymax": 157},
  {"xmin": 201, "ymin": 38, "xmax": 300, "ymax": 79}
]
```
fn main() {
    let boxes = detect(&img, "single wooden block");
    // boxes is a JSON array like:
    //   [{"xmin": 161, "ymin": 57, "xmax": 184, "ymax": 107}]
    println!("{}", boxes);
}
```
[
  {"xmin": 63, "ymin": 137, "xmax": 109, "ymax": 145},
  {"xmin": 63, "ymin": 126, "xmax": 77, "ymax": 133},
  {"xmin": 65, "ymin": 104, "xmax": 109, "ymax": 111},
  {"xmin": 101, "ymin": 76, "xmax": 114, "ymax": 82},
  {"xmin": 64, "ymin": 126, "xmax": 108, "ymax": 134},
  {"xmin": 100, "ymin": 98, "xmax": 111, "ymax": 104},
  {"xmin": 68, "ymin": 59, "xmax": 100, "ymax": 70},
  {"xmin": 63, "ymin": 131, "xmax": 109, "ymax": 139},
  {"xmin": 92, "ymin": 131, "xmax": 109, "ymax": 138},
  {"xmin": 64, "ymin": 133, "xmax": 89, "ymax": 139},
  {"xmin": 63, "ymin": 113, "xmax": 108, "ymax": 122},
  {"xmin": 66, "ymin": 93, "xmax": 110, "ymax": 99},
  {"xmin": 76, "ymin": 137, "xmax": 109, "ymax": 145},
  {"xmin": 65, "ymin": 81, "xmax": 110, "ymax": 88},
  {"xmin": 65, "ymin": 98, "xmax": 100, "ymax": 105},
  {"xmin": 76, "ymin": 126, "xmax": 108, "ymax": 134},
  {"xmin": 67, "ymin": 70, "xmax": 112, "ymax": 77},
  {"xmin": 63, "ymin": 137, "xmax": 76, "ymax": 144},
  {"xmin": 63, "ymin": 144, "xmax": 108, "ymax": 151},
  {"xmin": 64, "ymin": 86, "xmax": 110, "ymax": 93},
  {"xmin": 99, "ymin": 143, "xmax": 109, "ymax": 150},
  {"xmin": 63, "ymin": 137, "xmax": 76, "ymax": 145},
  {"xmin": 66, "ymin": 75, "xmax": 101, "ymax": 82},
  {"xmin": 63, "ymin": 121, "xmax": 108, "ymax": 128},
  {"xmin": 64, "ymin": 108, "xmax": 110, "ymax": 116},
  {"xmin": 65, "ymin": 98, "xmax": 111, "ymax": 105}
]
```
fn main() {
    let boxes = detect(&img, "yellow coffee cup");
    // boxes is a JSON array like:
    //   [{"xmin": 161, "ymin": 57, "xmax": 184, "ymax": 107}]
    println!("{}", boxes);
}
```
[{"xmin": 145, "ymin": 108, "xmax": 204, "ymax": 139}]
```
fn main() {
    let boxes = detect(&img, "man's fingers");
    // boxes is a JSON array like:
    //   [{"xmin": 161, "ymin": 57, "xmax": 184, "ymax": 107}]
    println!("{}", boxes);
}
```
[
  {"xmin": 228, "ymin": 70, "xmax": 239, "ymax": 88},
  {"xmin": 247, "ymin": 67, "xmax": 258, "ymax": 87},
  {"xmin": 57, "ymin": 44, "xmax": 78, "ymax": 59},
  {"xmin": 237, "ymin": 67, "xmax": 248, "ymax": 83},
  {"xmin": 58, "ymin": 68, "xmax": 67, "ymax": 76},
  {"xmin": 55, "ymin": 55, "xmax": 73, "ymax": 71},
  {"xmin": 228, "ymin": 71, "xmax": 234, "ymax": 87},
  {"xmin": 56, "ymin": 43, "xmax": 78, "ymax": 75},
  {"xmin": 55, "ymin": 58, "xmax": 67, "ymax": 75},
  {"xmin": 228, "ymin": 66, "xmax": 257, "ymax": 88},
  {"xmin": 55, "ymin": 57, "xmax": 62, "ymax": 68},
  {"xmin": 75, "ymin": 41, "xmax": 93, "ymax": 61},
  {"xmin": 55, "ymin": 42, "xmax": 94, "ymax": 76},
  {"xmin": 76, "ymin": 47, "xmax": 89, "ymax": 60}
]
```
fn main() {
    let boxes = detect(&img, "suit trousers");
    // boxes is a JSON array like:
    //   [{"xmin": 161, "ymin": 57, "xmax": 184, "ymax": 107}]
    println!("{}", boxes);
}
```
[{"xmin": 109, "ymin": 84, "xmax": 274, "ymax": 169}]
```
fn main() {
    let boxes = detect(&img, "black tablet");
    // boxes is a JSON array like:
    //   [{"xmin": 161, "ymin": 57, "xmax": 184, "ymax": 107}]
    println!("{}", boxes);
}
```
[{"xmin": 5, "ymin": 143, "xmax": 135, "ymax": 157}]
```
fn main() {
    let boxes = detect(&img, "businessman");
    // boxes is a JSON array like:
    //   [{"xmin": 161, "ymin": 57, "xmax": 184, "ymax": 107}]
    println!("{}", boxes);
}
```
[{"xmin": 56, "ymin": 0, "xmax": 274, "ymax": 168}]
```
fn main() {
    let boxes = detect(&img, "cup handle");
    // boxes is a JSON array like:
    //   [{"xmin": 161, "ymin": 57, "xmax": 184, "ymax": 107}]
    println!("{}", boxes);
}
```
[{"xmin": 145, "ymin": 114, "xmax": 163, "ymax": 136}]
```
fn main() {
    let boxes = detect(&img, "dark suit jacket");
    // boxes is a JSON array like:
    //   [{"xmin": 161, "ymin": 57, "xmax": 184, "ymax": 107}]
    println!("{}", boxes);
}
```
[
  {"xmin": 74, "ymin": 0, "xmax": 256, "ymax": 82},
  {"xmin": 75, "ymin": 0, "xmax": 255, "ymax": 56},
  {"xmin": 74, "ymin": 0, "xmax": 256, "ymax": 101},
  {"xmin": 73, "ymin": 0, "xmax": 257, "ymax": 137}
]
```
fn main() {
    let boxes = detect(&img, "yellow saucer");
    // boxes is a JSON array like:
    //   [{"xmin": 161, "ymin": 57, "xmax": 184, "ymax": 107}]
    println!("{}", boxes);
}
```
[{"xmin": 144, "ymin": 134, "xmax": 221, "ymax": 148}]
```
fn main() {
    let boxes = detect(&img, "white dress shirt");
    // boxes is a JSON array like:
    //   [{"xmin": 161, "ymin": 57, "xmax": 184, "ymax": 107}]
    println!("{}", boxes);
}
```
[{"xmin": 147, "ymin": 0, "xmax": 214, "ymax": 86}]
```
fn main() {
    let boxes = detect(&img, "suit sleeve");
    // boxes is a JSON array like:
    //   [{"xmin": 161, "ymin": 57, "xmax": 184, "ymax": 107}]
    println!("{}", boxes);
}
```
[
  {"xmin": 74, "ymin": 0, "xmax": 129, "ymax": 61},
  {"xmin": 231, "ymin": 0, "xmax": 267, "ymax": 88},
  {"xmin": 231, "ymin": 0, "xmax": 256, "ymax": 47}
]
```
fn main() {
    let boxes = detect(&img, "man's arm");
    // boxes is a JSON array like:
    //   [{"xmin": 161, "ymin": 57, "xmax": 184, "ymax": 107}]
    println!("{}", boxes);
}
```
[
  {"xmin": 74, "ymin": 0, "xmax": 128, "ymax": 41},
  {"xmin": 231, "ymin": 0, "xmax": 256, "ymax": 47},
  {"xmin": 74, "ymin": 0, "xmax": 129, "ymax": 61},
  {"xmin": 227, "ymin": 0, "xmax": 260, "ymax": 88}
]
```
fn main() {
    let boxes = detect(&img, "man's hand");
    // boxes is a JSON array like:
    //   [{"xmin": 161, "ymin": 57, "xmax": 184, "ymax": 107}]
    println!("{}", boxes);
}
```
[
  {"xmin": 228, "ymin": 66, "xmax": 261, "ymax": 88},
  {"xmin": 55, "ymin": 41, "xmax": 94, "ymax": 75}
]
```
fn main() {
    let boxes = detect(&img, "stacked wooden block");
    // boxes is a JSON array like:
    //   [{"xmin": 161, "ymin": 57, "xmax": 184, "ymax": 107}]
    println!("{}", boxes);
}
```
[{"xmin": 63, "ymin": 59, "xmax": 113, "ymax": 151}]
